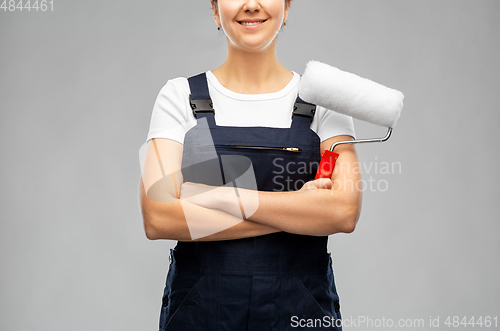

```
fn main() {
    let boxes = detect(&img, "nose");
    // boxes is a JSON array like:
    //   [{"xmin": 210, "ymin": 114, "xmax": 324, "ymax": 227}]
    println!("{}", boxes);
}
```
[{"xmin": 242, "ymin": 0, "xmax": 261, "ymax": 12}]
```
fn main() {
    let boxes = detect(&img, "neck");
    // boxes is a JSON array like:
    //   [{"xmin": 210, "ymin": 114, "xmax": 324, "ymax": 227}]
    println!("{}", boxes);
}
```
[{"xmin": 211, "ymin": 39, "xmax": 292, "ymax": 94}]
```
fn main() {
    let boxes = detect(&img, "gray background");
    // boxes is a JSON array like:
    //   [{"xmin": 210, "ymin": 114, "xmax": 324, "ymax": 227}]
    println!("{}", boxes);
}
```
[{"xmin": 1, "ymin": 0, "xmax": 499, "ymax": 330}]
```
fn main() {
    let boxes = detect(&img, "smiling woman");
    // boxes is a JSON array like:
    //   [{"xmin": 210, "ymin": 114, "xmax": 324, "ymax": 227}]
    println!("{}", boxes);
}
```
[{"xmin": 139, "ymin": 0, "xmax": 360, "ymax": 330}]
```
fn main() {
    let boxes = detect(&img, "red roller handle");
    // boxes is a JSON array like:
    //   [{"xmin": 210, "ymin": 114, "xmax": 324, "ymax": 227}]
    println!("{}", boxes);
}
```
[{"xmin": 314, "ymin": 150, "xmax": 339, "ymax": 179}]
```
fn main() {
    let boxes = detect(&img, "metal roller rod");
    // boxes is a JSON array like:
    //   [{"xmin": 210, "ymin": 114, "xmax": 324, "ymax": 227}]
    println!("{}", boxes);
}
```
[{"xmin": 330, "ymin": 127, "xmax": 393, "ymax": 152}]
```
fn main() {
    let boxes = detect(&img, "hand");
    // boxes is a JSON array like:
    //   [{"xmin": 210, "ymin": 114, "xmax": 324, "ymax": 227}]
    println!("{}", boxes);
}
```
[{"xmin": 299, "ymin": 178, "xmax": 333, "ymax": 191}]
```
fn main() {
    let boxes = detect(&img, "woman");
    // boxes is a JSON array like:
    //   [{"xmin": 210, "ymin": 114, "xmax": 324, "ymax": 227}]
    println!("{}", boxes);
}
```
[{"xmin": 139, "ymin": 0, "xmax": 362, "ymax": 330}]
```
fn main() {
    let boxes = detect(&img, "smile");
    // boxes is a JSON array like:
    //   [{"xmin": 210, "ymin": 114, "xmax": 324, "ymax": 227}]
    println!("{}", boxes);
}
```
[{"xmin": 238, "ymin": 20, "xmax": 267, "ymax": 26}]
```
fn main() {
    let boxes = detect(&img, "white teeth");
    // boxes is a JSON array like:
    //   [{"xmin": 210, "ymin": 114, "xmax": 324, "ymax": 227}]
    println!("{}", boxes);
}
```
[{"xmin": 240, "ymin": 21, "xmax": 265, "ymax": 25}]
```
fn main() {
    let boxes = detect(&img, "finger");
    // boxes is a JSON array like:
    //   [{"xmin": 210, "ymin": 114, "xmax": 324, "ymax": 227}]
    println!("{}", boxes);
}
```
[
  {"xmin": 301, "ymin": 182, "xmax": 316, "ymax": 190},
  {"xmin": 315, "ymin": 178, "xmax": 333, "ymax": 189}
]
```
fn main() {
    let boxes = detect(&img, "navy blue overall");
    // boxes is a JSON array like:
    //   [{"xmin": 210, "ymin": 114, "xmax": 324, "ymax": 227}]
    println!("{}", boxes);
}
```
[{"xmin": 159, "ymin": 73, "xmax": 342, "ymax": 331}]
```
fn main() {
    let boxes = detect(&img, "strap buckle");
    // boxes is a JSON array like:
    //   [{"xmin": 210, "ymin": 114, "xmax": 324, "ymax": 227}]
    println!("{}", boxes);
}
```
[
  {"xmin": 292, "ymin": 102, "xmax": 316, "ymax": 119},
  {"xmin": 189, "ymin": 94, "xmax": 214, "ymax": 117}
]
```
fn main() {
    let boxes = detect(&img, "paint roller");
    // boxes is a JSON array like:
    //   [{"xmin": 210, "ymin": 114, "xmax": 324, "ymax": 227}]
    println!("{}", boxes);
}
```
[{"xmin": 298, "ymin": 60, "xmax": 404, "ymax": 179}]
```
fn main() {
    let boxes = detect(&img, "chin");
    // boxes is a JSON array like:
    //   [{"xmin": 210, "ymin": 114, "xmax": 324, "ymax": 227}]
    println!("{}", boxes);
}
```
[{"xmin": 229, "ymin": 36, "xmax": 279, "ymax": 52}]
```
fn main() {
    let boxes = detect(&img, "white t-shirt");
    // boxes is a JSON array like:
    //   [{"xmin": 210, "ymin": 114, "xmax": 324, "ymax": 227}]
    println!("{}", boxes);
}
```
[{"xmin": 146, "ymin": 71, "xmax": 355, "ymax": 144}]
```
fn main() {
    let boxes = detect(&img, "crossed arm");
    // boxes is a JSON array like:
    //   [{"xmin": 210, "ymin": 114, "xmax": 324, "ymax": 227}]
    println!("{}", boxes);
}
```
[{"xmin": 139, "ymin": 137, "xmax": 362, "ymax": 241}]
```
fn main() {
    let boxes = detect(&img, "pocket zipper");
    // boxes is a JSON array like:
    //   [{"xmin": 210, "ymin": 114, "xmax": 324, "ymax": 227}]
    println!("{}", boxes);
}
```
[{"xmin": 214, "ymin": 145, "xmax": 301, "ymax": 152}]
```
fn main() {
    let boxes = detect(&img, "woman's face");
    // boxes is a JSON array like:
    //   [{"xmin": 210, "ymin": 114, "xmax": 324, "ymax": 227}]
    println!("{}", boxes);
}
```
[{"xmin": 212, "ymin": 0, "xmax": 290, "ymax": 52}]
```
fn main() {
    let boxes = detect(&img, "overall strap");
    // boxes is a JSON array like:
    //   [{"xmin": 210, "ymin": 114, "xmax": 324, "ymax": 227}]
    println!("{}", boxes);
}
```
[
  {"xmin": 187, "ymin": 73, "xmax": 216, "ymax": 125},
  {"xmin": 290, "ymin": 96, "xmax": 316, "ymax": 129}
]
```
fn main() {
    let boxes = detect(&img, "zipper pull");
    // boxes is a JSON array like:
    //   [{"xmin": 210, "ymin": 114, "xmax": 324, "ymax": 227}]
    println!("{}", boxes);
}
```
[{"xmin": 284, "ymin": 147, "xmax": 300, "ymax": 152}]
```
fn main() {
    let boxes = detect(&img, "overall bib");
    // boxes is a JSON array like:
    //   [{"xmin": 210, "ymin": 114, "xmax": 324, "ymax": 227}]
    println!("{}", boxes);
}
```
[{"xmin": 159, "ymin": 73, "xmax": 342, "ymax": 331}]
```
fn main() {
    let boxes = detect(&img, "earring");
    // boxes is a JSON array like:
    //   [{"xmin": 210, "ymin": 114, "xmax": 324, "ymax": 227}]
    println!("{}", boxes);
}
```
[
  {"xmin": 218, "ymin": 25, "xmax": 221, "ymax": 35},
  {"xmin": 283, "ymin": 21, "xmax": 287, "ymax": 30}
]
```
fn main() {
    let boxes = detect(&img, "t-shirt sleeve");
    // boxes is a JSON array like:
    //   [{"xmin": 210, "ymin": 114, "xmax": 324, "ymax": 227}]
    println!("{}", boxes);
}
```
[
  {"xmin": 146, "ymin": 77, "xmax": 195, "ymax": 145},
  {"xmin": 313, "ymin": 105, "xmax": 356, "ymax": 142}
]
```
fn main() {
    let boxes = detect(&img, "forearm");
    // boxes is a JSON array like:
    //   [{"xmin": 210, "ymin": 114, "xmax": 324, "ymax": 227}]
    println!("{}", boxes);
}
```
[
  {"xmin": 194, "ymin": 217, "xmax": 280, "ymax": 241},
  {"xmin": 245, "ymin": 188, "xmax": 360, "ymax": 236},
  {"xmin": 150, "ymin": 201, "xmax": 280, "ymax": 241},
  {"xmin": 140, "ymin": 179, "xmax": 280, "ymax": 241},
  {"xmin": 181, "ymin": 180, "xmax": 361, "ymax": 236}
]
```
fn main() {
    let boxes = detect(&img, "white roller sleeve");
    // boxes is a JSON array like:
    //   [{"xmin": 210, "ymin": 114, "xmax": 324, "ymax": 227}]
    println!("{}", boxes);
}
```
[{"xmin": 299, "ymin": 60, "xmax": 404, "ymax": 128}]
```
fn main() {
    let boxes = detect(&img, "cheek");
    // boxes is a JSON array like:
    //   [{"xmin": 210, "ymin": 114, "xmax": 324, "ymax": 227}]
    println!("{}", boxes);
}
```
[
  {"xmin": 218, "ymin": 2, "xmax": 238, "ymax": 25},
  {"xmin": 269, "ymin": 5, "xmax": 286, "ymax": 29},
  {"xmin": 269, "ymin": 2, "xmax": 286, "ymax": 26}
]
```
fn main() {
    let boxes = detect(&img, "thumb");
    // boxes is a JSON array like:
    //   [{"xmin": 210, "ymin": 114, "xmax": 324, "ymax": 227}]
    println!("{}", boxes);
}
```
[{"xmin": 315, "ymin": 178, "xmax": 333, "ymax": 189}]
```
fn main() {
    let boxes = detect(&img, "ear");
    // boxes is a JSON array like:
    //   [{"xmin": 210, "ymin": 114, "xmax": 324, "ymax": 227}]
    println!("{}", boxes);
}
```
[
  {"xmin": 283, "ymin": 1, "xmax": 290, "ymax": 21},
  {"xmin": 211, "ymin": 1, "xmax": 221, "ymax": 26}
]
